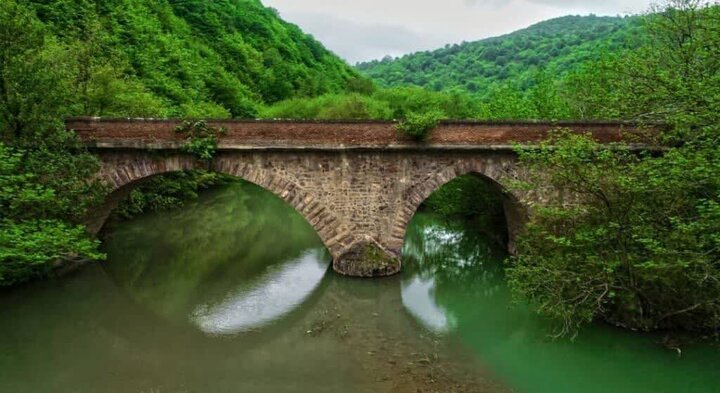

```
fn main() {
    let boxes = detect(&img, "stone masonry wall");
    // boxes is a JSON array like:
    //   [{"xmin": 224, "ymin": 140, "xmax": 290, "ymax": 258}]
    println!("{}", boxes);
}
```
[
  {"xmin": 78, "ymin": 118, "xmax": 652, "ymax": 277},
  {"xmin": 90, "ymin": 149, "xmax": 530, "ymax": 277}
]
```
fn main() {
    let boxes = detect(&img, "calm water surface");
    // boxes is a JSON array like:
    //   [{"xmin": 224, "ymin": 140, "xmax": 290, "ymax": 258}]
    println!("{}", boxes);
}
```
[{"xmin": 1, "ymin": 182, "xmax": 719, "ymax": 392}]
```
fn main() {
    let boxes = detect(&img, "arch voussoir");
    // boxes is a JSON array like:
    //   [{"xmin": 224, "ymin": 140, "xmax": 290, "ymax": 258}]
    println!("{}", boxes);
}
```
[{"xmin": 214, "ymin": 158, "xmax": 347, "ymax": 262}]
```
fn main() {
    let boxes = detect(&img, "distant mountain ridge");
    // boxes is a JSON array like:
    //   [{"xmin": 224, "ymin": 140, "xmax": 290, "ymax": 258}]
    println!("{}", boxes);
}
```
[{"xmin": 357, "ymin": 15, "xmax": 641, "ymax": 95}]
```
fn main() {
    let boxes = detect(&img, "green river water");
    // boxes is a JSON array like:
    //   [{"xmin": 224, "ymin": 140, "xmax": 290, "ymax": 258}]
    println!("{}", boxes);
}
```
[{"xmin": 1, "ymin": 181, "xmax": 720, "ymax": 392}]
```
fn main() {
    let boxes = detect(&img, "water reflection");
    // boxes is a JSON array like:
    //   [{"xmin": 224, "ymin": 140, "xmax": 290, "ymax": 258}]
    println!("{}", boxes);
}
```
[
  {"xmin": 401, "ymin": 212, "xmax": 506, "ymax": 333},
  {"xmin": 400, "ymin": 276, "xmax": 455, "ymax": 333},
  {"xmin": 192, "ymin": 249, "xmax": 328, "ymax": 334},
  {"xmin": 102, "ymin": 181, "xmax": 331, "ymax": 334},
  {"xmin": 3, "ymin": 193, "xmax": 720, "ymax": 392},
  {"xmin": 401, "ymin": 212, "xmax": 720, "ymax": 393}
]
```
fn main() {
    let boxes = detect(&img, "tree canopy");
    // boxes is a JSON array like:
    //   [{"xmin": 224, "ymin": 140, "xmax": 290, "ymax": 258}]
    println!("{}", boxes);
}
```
[{"xmin": 357, "ymin": 15, "xmax": 641, "ymax": 97}]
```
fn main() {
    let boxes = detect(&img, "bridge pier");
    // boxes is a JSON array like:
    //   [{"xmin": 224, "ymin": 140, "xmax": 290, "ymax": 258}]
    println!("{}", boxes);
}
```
[{"xmin": 332, "ymin": 237, "xmax": 401, "ymax": 277}]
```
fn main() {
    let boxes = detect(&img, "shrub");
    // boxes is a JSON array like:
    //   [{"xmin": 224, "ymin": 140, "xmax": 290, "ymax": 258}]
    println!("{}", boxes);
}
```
[
  {"xmin": 507, "ymin": 131, "xmax": 720, "ymax": 337},
  {"xmin": 175, "ymin": 120, "xmax": 227, "ymax": 161},
  {"xmin": 396, "ymin": 111, "xmax": 443, "ymax": 141}
]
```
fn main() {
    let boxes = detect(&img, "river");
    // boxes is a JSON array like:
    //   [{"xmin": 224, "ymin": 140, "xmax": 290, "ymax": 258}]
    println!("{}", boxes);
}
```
[{"xmin": 1, "ymin": 182, "xmax": 719, "ymax": 392}]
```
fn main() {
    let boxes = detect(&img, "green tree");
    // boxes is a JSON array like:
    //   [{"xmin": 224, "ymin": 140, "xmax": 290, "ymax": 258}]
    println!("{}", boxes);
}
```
[
  {"xmin": 0, "ymin": 143, "xmax": 105, "ymax": 286},
  {"xmin": 0, "ymin": 1, "xmax": 106, "ymax": 287},
  {"xmin": 0, "ymin": 1, "xmax": 72, "ymax": 141},
  {"xmin": 508, "ymin": 131, "xmax": 720, "ymax": 337},
  {"xmin": 507, "ymin": 1, "xmax": 720, "ymax": 337}
]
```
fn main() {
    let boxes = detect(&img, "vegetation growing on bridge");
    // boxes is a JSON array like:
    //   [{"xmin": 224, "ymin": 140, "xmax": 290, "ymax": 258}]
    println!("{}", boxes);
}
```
[
  {"xmin": 175, "ymin": 120, "xmax": 227, "ymax": 161},
  {"xmin": 396, "ymin": 111, "xmax": 442, "ymax": 141}
]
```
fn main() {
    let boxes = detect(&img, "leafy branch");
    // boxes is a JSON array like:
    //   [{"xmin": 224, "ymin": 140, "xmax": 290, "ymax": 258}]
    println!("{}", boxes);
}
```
[
  {"xmin": 396, "ymin": 111, "xmax": 443, "ymax": 141},
  {"xmin": 175, "ymin": 120, "xmax": 227, "ymax": 161}
]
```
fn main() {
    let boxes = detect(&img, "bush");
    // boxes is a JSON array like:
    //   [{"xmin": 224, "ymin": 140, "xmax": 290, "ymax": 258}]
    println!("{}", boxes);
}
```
[
  {"xmin": 507, "ymin": 131, "xmax": 720, "ymax": 337},
  {"xmin": 0, "ymin": 220, "xmax": 104, "ymax": 286},
  {"xmin": 260, "ymin": 93, "xmax": 393, "ymax": 120},
  {"xmin": 175, "ymin": 120, "xmax": 227, "ymax": 161},
  {"xmin": 396, "ymin": 111, "xmax": 443, "ymax": 141},
  {"xmin": 0, "ymin": 140, "xmax": 106, "ymax": 287}
]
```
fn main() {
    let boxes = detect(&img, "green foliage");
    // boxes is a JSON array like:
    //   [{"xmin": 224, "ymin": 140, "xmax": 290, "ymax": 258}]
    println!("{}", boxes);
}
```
[
  {"xmin": 0, "ymin": 0, "xmax": 73, "ymax": 140},
  {"xmin": 505, "ymin": 2, "xmax": 720, "ymax": 337},
  {"xmin": 373, "ymin": 87, "xmax": 482, "ymax": 119},
  {"xmin": 0, "ymin": 142, "xmax": 106, "ymax": 287},
  {"xmin": 262, "ymin": 87, "xmax": 486, "ymax": 120},
  {"xmin": 358, "ymin": 15, "xmax": 641, "ymax": 97},
  {"xmin": 0, "ymin": 220, "xmax": 104, "ymax": 286},
  {"xmin": 175, "ymin": 120, "xmax": 227, "ymax": 161},
  {"xmin": 114, "ymin": 170, "xmax": 235, "ymax": 219},
  {"xmin": 396, "ymin": 111, "xmax": 442, "ymax": 141},
  {"xmin": 565, "ymin": 1, "xmax": 720, "ymax": 135},
  {"xmin": 262, "ymin": 93, "xmax": 393, "ymax": 120},
  {"xmin": 423, "ymin": 175, "xmax": 506, "ymax": 229},
  {"xmin": 8, "ymin": 0, "xmax": 364, "ymax": 120},
  {"xmin": 0, "ymin": 1, "xmax": 109, "ymax": 287},
  {"xmin": 508, "ymin": 131, "xmax": 720, "ymax": 337},
  {"xmin": 263, "ymin": 79, "xmax": 578, "ymax": 122}
]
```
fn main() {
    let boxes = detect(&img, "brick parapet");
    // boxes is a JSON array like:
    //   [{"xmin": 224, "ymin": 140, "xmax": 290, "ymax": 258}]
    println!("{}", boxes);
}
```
[{"xmin": 68, "ymin": 117, "xmax": 654, "ymax": 149}]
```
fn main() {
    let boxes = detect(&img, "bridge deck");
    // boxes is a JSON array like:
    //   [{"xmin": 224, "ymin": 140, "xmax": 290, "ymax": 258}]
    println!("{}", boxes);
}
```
[{"xmin": 67, "ymin": 118, "xmax": 652, "ymax": 150}]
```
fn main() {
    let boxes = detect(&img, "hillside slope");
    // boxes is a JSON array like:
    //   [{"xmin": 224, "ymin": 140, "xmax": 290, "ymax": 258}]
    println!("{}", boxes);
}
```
[
  {"xmin": 357, "ymin": 15, "xmax": 641, "ymax": 94},
  {"xmin": 23, "ymin": 0, "xmax": 362, "ymax": 118}
]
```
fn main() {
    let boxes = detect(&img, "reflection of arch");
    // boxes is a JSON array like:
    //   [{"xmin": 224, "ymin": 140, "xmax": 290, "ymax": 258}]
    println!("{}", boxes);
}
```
[
  {"xmin": 87, "ymin": 155, "xmax": 345, "ymax": 257},
  {"xmin": 393, "ymin": 163, "xmax": 528, "ymax": 254}
]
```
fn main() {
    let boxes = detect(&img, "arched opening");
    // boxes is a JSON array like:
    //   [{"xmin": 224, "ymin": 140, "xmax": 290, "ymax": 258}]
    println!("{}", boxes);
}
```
[
  {"xmin": 416, "ymin": 173, "xmax": 511, "ymax": 248},
  {"xmin": 397, "ymin": 170, "xmax": 527, "ymax": 258},
  {"xmin": 87, "ymin": 155, "xmax": 345, "ymax": 253},
  {"xmin": 399, "ymin": 172, "xmax": 524, "ymax": 333},
  {"xmin": 93, "ymin": 167, "xmax": 337, "ymax": 335}
]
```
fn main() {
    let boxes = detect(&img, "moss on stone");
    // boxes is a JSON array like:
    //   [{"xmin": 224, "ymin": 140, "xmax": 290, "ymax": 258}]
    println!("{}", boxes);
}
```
[{"xmin": 334, "ymin": 242, "xmax": 401, "ymax": 277}]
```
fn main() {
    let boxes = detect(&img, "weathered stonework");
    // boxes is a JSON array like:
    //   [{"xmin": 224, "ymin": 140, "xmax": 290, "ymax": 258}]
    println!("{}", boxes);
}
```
[{"xmin": 72, "ymin": 118, "xmax": 652, "ymax": 277}]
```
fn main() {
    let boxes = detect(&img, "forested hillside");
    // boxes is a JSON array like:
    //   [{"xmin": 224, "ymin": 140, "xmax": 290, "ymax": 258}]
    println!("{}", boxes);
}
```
[
  {"xmin": 357, "ymin": 15, "xmax": 640, "ymax": 94},
  {"xmin": 15, "ymin": 0, "xmax": 362, "ymax": 119}
]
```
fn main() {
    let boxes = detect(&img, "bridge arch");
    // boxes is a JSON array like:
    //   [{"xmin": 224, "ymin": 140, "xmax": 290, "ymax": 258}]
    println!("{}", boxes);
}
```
[
  {"xmin": 392, "ymin": 162, "xmax": 529, "ymax": 255},
  {"xmin": 87, "ymin": 154, "xmax": 347, "ymax": 259}
]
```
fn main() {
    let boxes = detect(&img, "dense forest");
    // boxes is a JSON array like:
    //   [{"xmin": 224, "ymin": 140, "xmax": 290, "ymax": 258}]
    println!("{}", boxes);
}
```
[
  {"xmin": 1, "ymin": 0, "xmax": 720, "ymax": 340},
  {"xmin": 6, "ymin": 0, "xmax": 363, "ymax": 121},
  {"xmin": 357, "ymin": 15, "xmax": 641, "ymax": 95}
]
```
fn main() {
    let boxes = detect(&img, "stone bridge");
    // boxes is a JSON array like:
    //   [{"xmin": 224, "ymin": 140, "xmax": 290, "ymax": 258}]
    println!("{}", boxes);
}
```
[{"xmin": 69, "ymin": 118, "xmax": 645, "ymax": 277}]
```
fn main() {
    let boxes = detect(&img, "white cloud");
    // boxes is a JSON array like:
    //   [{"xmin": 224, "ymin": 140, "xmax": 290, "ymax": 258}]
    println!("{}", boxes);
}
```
[
  {"xmin": 263, "ymin": 0, "xmax": 653, "ymax": 63},
  {"xmin": 282, "ymin": 12, "xmax": 450, "ymax": 63}
]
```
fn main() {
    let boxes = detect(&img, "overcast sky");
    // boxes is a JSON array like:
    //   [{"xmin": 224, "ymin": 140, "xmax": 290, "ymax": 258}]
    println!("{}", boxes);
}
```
[{"xmin": 262, "ymin": 0, "xmax": 653, "ymax": 63}]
